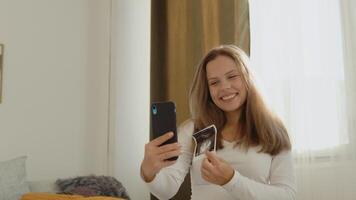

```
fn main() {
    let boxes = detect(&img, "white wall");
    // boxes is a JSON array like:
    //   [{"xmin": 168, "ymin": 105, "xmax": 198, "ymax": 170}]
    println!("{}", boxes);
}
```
[
  {"xmin": 0, "ymin": 0, "xmax": 151, "ymax": 198},
  {"xmin": 0, "ymin": 0, "xmax": 111, "ymax": 180},
  {"xmin": 296, "ymin": 161, "xmax": 356, "ymax": 199},
  {"xmin": 109, "ymin": 0, "xmax": 151, "ymax": 199}
]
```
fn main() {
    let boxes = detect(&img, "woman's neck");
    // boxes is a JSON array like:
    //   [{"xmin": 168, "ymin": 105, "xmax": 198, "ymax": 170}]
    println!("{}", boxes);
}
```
[
  {"xmin": 225, "ymin": 109, "xmax": 241, "ymax": 126},
  {"xmin": 222, "ymin": 109, "xmax": 242, "ymax": 141}
]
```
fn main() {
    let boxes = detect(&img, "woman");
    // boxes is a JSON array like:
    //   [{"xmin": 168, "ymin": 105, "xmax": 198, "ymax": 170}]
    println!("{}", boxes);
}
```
[{"xmin": 140, "ymin": 45, "xmax": 296, "ymax": 200}]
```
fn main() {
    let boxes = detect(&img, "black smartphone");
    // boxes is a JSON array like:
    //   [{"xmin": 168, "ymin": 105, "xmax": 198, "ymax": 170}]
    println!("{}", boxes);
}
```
[{"xmin": 151, "ymin": 101, "xmax": 178, "ymax": 161}]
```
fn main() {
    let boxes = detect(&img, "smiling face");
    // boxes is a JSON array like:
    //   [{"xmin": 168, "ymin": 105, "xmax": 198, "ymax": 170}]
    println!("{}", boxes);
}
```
[{"xmin": 206, "ymin": 55, "xmax": 247, "ymax": 114}]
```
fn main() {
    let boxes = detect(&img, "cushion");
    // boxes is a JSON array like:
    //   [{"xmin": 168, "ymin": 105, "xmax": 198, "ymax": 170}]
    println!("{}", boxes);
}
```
[
  {"xmin": 0, "ymin": 156, "xmax": 30, "ymax": 200},
  {"xmin": 56, "ymin": 175, "xmax": 130, "ymax": 199},
  {"xmin": 21, "ymin": 192, "xmax": 125, "ymax": 200}
]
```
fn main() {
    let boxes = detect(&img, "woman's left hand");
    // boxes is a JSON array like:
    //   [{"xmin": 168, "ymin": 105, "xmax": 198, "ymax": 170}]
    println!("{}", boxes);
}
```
[{"xmin": 201, "ymin": 151, "xmax": 235, "ymax": 186}]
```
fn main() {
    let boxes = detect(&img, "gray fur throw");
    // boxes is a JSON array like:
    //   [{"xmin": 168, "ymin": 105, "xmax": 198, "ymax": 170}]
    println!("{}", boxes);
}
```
[{"xmin": 56, "ymin": 175, "xmax": 130, "ymax": 199}]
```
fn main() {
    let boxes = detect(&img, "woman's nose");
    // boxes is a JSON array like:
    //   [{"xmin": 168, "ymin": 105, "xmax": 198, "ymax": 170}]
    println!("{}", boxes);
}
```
[{"xmin": 220, "ymin": 79, "xmax": 231, "ymax": 89}]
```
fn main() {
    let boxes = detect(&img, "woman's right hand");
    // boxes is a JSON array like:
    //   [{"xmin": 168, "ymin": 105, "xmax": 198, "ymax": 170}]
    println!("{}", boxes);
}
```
[{"xmin": 141, "ymin": 132, "xmax": 182, "ymax": 182}]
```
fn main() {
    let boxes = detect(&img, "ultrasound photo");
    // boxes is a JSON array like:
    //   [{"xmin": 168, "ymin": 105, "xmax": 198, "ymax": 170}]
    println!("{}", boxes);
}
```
[{"xmin": 192, "ymin": 125, "xmax": 217, "ymax": 157}]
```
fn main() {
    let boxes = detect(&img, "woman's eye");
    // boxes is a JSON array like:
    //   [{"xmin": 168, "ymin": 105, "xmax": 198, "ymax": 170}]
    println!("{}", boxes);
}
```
[{"xmin": 209, "ymin": 81, "xmax": 218, "ymax": 86}]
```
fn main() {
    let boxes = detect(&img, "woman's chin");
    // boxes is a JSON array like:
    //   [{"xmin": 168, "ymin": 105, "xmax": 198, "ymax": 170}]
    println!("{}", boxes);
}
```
[{"xmin": 218, "ymin": 104, "xmax": 241, "ymax": 113}]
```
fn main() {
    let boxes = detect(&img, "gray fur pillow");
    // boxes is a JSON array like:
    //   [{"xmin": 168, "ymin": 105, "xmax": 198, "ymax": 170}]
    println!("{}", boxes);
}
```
[{"xmin": 56, "ymin": 175, "xmax": 130, "ymax": 199}]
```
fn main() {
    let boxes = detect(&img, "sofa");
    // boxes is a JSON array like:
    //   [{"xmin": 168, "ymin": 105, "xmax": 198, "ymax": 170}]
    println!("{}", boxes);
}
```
[{"xmin": 0, "ymin": 157, "xmax": 127, "ymax": 200}]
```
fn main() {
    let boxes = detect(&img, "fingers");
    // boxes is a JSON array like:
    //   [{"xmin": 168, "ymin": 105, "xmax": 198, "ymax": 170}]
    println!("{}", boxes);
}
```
[
  {"xmin": 201, "ymin": 158, "xmax": 215, "ymax": 182},
  {"xmin": 201, "ymin": 167, "xmax": 209, "ymax": 176},
  {"xmin": 142, "ymin": 132, "xmax": 180, "ymax": 179},
  {"xmin": 202, "ymin": 157, "xmax": 215, "ymax": 172},
  {"xmin": 159, "ymin": 149, "xmax": 181, "ymax": 161},
  {"xmin": 151, "ymin": 132, "xmax": 174, "ymax": 146},
  {"xmin": 156, "ymin": 142, "xmax": 181, "ymax": 154},
  {"xmin": 201, "ymin": 167, "xmax": 211, "ymax": 181},
  {"xmin": 205, "ymin": 151, "xmax": 220, "ymax": 166},
  {"xmin": 201, "ymin": 153, "xmax": 221, "ymax": 178}
]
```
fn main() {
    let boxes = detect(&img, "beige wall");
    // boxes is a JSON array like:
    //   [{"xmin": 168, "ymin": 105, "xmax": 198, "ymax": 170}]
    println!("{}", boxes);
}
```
[{"xmin": 0, "ymin": 0, "xmax": 111, "ymax": 180}]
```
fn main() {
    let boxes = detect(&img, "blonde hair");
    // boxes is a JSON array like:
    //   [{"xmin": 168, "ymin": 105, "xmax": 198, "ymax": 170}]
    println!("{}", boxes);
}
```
[{"xmin": 189, "ymin": 45, "xmax": 291, "ymax": 155}]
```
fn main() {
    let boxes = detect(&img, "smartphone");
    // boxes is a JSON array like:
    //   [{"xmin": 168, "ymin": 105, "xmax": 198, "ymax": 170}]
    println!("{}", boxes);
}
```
[{"xmin": 151, "ymin": 101, "xmax": 178, "ymax": 160}]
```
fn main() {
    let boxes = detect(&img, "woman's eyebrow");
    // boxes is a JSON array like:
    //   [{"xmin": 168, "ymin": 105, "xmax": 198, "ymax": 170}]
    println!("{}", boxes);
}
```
[
  {"xmin": 208, "ymin": 69, "xmax": 238, "ymax": 80},
  {"xmin": 207, "ymin": 77, "xmax": 218, "ymax": 81},
  {"xmin": 225, "ymin": 69, "xmax": 238, "ymax": 75}
]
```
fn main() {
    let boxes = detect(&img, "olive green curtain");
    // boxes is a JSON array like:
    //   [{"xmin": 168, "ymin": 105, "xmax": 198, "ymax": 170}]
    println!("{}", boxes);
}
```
[{"xmin": 151, "ymin": 0, "xmax": 250, "ymax": 199}]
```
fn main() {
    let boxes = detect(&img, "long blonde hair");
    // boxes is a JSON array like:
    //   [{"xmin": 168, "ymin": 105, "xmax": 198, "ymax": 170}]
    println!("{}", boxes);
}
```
[{"xmin": 189, "ymin": 45, "xmax": 291, "ymax": 155}]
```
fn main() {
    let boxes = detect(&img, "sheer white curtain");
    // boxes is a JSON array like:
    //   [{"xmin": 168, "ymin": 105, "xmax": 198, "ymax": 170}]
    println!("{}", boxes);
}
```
[{"xmin": 249, "ymin": 0, "xmax": 356, "ymax": 199}]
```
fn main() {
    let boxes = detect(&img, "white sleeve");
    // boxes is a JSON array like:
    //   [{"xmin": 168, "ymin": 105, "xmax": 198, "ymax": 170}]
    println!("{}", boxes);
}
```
[
  {"xmin": 222, "ymin": 150, "xmax": 297, "ymax": 200},
  {"xmin": 144, "ymin": 121, "xmax": 194, "ymax": 200}
]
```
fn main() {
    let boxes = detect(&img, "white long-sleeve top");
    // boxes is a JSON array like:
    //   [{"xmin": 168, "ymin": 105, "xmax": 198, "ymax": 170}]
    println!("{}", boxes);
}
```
[{"xmin": 144, "ymin": 120, "xmax": 296, "ymax": 200}]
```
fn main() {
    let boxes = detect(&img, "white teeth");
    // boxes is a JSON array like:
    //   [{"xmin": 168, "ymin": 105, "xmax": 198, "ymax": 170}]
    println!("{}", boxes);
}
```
[{"xmin": 221, "ymin": 94, "xmax": 236, "ymax": 100}]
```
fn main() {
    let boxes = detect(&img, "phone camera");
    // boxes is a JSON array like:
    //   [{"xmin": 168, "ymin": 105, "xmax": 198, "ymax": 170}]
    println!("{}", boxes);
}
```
[{"xmin": 152, "ymin": 105, "xmax": 157, "ymax": 115}]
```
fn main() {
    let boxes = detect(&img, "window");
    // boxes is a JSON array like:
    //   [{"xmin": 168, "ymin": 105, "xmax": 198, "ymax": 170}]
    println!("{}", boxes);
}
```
[{"xmin": 249, "ymin": 0, "xmax": 348, "ymax": 153}]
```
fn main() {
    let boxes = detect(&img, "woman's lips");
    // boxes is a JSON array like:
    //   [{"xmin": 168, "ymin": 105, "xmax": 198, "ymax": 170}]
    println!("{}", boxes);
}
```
[{"xmin": 220, "ymin": 93, "xmax": 238, "ymax": 101}]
